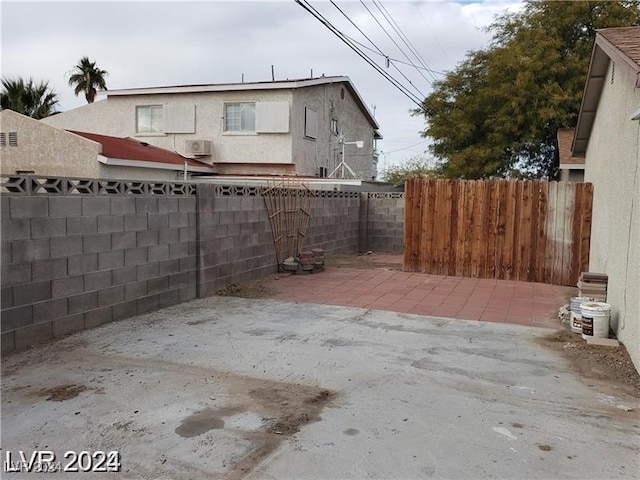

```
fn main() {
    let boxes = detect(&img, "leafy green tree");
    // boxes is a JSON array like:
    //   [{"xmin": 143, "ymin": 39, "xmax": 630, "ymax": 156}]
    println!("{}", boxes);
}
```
[
  {"xmin": 67, "ymin": 56, "xmax": 108, "ymax": 103},
  {"xmin": 414, "ymin": 0, "xmax": 640, "ymax": 179},
  {"xmin": 0, "ymin": 77, "xmax": 59, "ymax": 119},
  {"xmin": 382, "ymin": 155, "xmax": 442, "ymax": 185}
]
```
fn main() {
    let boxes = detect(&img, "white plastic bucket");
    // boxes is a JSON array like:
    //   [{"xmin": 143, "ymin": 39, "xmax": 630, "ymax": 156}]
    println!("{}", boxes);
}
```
[
  {"xmin": 580, "ymin": 302, "xmax": 611, "ymax": 339},
  {"xmin": 569, "ymin": 297, "xmax": 593, "ymax": 334}
]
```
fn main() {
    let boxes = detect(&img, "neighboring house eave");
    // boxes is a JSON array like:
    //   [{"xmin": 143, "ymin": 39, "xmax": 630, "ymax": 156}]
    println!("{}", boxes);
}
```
[
  {"xmin": 105, "ymin": 76, "xmax": 380, "ymax": 130},
  {"xmin": 573, "ymin": 29, "xmax": 640, "ymax": 157},
  {"xmin": 573, "ymin": 45, "xmax": 609, "ymax": 157},
  {"xmin": 105, "ymin": 76, "xmax": 352, "ymax": 96},
  {"xmin": 98, "ymin": 156, "xmax": 215, "ymax": 173}
]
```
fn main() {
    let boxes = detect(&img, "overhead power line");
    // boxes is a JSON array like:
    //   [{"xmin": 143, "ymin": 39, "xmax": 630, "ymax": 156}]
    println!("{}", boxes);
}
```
[
  {"xmin": 383, "ymin": 138, "xmax": 430, "ymax": 154},
  {"xmin": 372, "ymin": 0, "xmax": 441, "ymax": 85},
  {"xmin": 294, "ymin": 0, "xmax": 423, "ymax": 107},
  {"xmin": 358, "ymin": 0, "xmax": 428, "ymax": 96},
  {"xmin": 330, "ymin": 0, "xmax": 427, "ymax": 100},
  {"xmin": 342, "ymin": 34, "xmax": 445, "ymax": 75}
]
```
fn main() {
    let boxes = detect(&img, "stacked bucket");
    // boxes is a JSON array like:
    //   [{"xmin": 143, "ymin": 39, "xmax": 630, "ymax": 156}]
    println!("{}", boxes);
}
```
[{"xmin": 570, "ymin": 272, "xmax": 611, "ymax": 340}]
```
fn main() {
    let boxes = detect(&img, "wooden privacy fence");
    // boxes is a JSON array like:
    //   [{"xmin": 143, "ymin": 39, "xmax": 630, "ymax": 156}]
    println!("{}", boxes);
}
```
[{"xmin": 404, "ymin": 179, "xmax": 593, "ymax": 286}]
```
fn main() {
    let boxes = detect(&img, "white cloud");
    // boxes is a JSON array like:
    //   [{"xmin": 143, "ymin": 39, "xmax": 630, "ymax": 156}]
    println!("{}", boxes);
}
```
[{"xmin": 1, "ymin": 0, "xmax": 524, "ymax": 174}]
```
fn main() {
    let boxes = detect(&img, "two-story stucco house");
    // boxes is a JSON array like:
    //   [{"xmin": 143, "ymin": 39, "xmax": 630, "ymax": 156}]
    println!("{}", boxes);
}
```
[
  {"xmin": 572, "ymin": 26, "xmax": 640, "ymax": 372},
  {"xmin": 43, "ymin": 76, "xmax": 382, "ymax": 180}
]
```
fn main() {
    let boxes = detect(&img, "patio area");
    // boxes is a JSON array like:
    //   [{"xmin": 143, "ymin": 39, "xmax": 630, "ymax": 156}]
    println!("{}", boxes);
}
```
[{"xmin": 266, "ymin": 253, "xmax": 575, "ymax": 329}]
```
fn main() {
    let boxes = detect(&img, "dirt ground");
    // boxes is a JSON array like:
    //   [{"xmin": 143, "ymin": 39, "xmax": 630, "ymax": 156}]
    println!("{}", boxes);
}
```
[
  {"xmin": 538, "ymin": 328, "xmax": 640, "ymax": 398},
  {"xmin": 218, "ymin": 252, "xmax": 639, "ymax": 399}
]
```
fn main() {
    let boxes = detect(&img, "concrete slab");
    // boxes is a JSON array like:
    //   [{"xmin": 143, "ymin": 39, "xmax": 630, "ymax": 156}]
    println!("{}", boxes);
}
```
[
  {"xmin": 2, "ymin": 297, "xmax": 638, "ymax": 479},
  {"xmin": 586, "ymin": 337, "xmax": 620, "ymax": 347}
]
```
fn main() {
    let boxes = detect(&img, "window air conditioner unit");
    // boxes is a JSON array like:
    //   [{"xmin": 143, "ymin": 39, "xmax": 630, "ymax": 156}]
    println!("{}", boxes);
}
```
[{"xmin": 185, "ymin": 139, "xmax": 212, "ymax": 156}]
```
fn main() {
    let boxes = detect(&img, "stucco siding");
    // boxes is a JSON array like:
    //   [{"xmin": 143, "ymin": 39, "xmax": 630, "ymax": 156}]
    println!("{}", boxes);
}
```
[
  {"xmin": 1, "ymin": 110, "xmax": 101, "ymax": 177},
  {"xmin": 44, "ymin": 91, "xmax": 295, "ymax": 168},
  {"xmin": 584, "ymin": 60, "xmax": 640, "ymax": 369},
  {"xmin": 292, "ymin": 83, "xmax": 376, "ymax": 179},
  {"xmin": 41, "ymin": 99, "xmax": 127, "ymax": 137}
]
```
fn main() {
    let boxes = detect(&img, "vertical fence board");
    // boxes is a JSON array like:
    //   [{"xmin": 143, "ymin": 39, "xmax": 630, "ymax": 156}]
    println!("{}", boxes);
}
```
[
  {"xmin": 461, "ymin": 181, "xmax": 474, "ymax": 277},
  {"xmin": 552, "ymin": 182, "xmax": 568, "ymax": 285},
  {"xmin": 518, "ymin": 181, "xmax": 532, "ymax": 281},
  {"xmin": 570, "ymin": 184, "xmax": 583, "ymax": 285},
  {"xmin": 496, "ymin": 181, "xmax": 509, "ymax": 280},
  {"xmin": 443, "ymin": 180, "xmax": 454, "ymax": 276},
  {"xmin": 455, "ymin": 180, "xmax": 468, "ymax": 277},
  {"xmin": 486, "ymin": 181, "xmax": 500, "ymax": 279},
  {"xmin": 471, "ymin": 180, "xmax": 484, "ymax": 277},
  {"xmin": 527, "ymin": 181, "xmax": 539, "ymax": 282},
  {"xmin": 479, "ymin": 181, "xmax": 493, "ymax": 278},
  {"xmin": 403, "ymin": 179, "xmax": 414, "ymax": 270},
  {"xmin": 543, "ymin": 182, "xmax": 557, "ymax": 284},
  {"xmin": 448, "ymin": 180, "xmax": 460, "ymax": 277},
  {"xmin": 579, "ymin": 183, "xmax": 593, "ymax": 278},
  {"xmin": 562, "ymin": 183, "xmax": 576, "ymax": 285},
  {"xmin": 503, "ymin": 180, "xmax": 517, "ymax": 280},
  {"xmin": 536, "ymin": 181, "xmax": 549, "ymax": 283},
  {"xmin": 417, "ymin": 180, "xmax": 427, "ymax": 273}
]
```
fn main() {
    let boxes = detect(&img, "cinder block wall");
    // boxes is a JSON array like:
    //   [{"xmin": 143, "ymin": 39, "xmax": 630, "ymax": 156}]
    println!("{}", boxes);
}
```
[
  {"xmin": 1, "ymin": 177, "xmax": 401, "ymax": 353},
  {"xmin": 306, "ymin": 191, "xmax": 362, "ymax": 252},
  {"xmin": 197, "ymin": 185, "xmax": 362, "ymax": 296},
  {"xmin": 361, "ymin": 193, "xmax": 404, "ymax": 253},
  {"xmin": 196, "ymin": 185, "xmax": 277, "ymax": 297},
  {"xmin": 1, "ymin": 178, "xmax": 197, "ymax": 353}
]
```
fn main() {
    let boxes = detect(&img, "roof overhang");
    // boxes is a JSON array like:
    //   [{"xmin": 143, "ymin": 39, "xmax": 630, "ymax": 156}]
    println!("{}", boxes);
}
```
[
  {"xmin": 98, "ymin": 155, "xmax": 215, "ymax": 173},
  {"xmin": 573, "ymin": 30, "xmax": 640, "ymax": 157}
]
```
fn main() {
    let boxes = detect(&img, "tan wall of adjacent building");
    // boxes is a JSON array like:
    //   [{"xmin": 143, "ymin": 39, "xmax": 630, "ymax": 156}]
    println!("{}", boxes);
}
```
[
  {"xmin": 584, "ymin": 60, "xmax": 640, "ymax": 370},
  {"xmin": 1, "ymin": 110, "xmax": 101, "ymax": 177}
]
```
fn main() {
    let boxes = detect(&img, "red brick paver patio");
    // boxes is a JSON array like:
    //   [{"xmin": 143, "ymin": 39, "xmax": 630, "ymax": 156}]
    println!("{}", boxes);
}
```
[{"xmin": 266, "ymin": 254, "xmax": 575, "ymax": 329}]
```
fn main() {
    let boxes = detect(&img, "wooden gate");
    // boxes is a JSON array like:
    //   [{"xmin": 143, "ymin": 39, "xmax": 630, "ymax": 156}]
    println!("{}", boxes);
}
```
[{"xmin": 403, "ymin": 179, "xmax": 592, "ymax": 286}]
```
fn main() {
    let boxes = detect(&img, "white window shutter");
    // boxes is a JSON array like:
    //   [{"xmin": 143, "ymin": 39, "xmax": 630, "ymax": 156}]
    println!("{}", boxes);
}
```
[
  {"xmin": 164, "ymin": 104, "xmax": 196, "ymax": 133},
  {"xmin": 255, "ymin": 101, "xmax": 290, "ymax": 133}
]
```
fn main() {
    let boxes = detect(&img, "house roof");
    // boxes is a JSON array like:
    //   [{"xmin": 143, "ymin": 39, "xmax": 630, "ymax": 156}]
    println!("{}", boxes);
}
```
[
  {"xmin": 103, "ymin": 75, "xmax": 381, "ymax": 131},
  {"xmin": 557, "ymin": 128, "xmax": 584, "ymax": 167},
  {"xmin": 573, "ymin": 26, "xmax": 640, "ymax": 157},
  {"xmin": 69, "ymin": 130, "xmax": 215, "ymax": 173}
]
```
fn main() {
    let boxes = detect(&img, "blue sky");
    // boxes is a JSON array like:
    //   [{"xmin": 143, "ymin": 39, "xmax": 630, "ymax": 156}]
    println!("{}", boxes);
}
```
[{"xmin": 1, "ymin": 1, "xmax": 524, "ymax": 176}]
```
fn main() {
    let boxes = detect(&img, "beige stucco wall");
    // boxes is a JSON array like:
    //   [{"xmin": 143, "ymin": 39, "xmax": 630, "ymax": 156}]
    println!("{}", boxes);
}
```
[
  {"xmin": 583, "ymin": 60, "xmax": 640, "ymax": 370},
  {"xmin": 1, "ymin": 110, "xmax": 101, "ymax": 177},
  {"xmin": 291, "ymin": 83, "xmax": 376, "ymax": 179},
  {"xmin": 41, "ymin": 100, "xmax": 121, "ymax": 136},
  {"xmin": 43, "ymin": 91, "xmax": 295, "ymax": 168}
]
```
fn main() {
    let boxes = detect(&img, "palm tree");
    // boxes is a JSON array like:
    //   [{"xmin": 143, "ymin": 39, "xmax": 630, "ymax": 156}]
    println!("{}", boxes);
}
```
[
  {"xmin": 67, "ymin": 56, "xmax": 108, "ymax": 103},
  {"xmin": 0, "ymin": 77, "xmax": 59, "ymax": 119}
]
